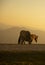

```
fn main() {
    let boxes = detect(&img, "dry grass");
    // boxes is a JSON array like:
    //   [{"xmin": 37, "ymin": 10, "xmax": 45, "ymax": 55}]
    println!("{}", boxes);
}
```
[{"xmin": 0, "ymin": 51, "xmax": 45, "ymax": 65}]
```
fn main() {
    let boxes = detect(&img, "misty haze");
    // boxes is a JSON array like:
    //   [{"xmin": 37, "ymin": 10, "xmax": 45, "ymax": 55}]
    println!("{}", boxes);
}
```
[
  {"xmin": 0, "ymin": 23, "xmax": 45, "ymax": 44},
  {"xmin": 0, "ymin": 0, "xmax": 45, "ymax": 65}
]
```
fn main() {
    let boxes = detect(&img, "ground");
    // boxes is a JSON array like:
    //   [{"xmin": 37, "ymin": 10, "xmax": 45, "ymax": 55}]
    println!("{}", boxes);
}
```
[{"xmin": 0, "ymin": 51, "xmax": 45, "ymax": 65}]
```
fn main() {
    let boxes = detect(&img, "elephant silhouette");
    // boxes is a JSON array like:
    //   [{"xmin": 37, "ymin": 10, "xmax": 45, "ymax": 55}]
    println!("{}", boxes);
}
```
[
  {"xmin": 18, "ymin": 30, "xmax": 32, "ymax": 44},
  {"xmin": 18, "ymin": 30, "xmax": 38, "ymax": 44}
]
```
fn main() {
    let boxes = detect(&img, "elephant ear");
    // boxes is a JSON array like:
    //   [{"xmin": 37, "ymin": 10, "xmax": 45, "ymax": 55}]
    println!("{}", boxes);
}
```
[
  {"xmin": 35, "ymin": 35, "xmax": 38, "ymax": 43},
  {"xmin": 30, "ymin": 34, "xmax": 38, "ymax": 43},
  {"xmin": 36, "ymin": 35, "xmax": 38, "ymax": 39}
]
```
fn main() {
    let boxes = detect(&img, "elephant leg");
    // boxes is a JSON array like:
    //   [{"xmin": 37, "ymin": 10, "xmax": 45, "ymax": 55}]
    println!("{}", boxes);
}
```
[
  {"xmin": 18, "ymin": 36, "xmax": 24, "ymax": 44},
  {"xmin": 23, "ymin": 41, "xmax": 25, "ymax": 45},
  {"xmin": 18, "ymin": 37, "xmax": 23, "ymax": 44},
  {"xmin": 18, "ymin": 37, "xmax": 20, "ymax": 44},
  {"xmin": 29, "ymin": 38, "xmax": 33, "ymax": 44},
  {"xmin": 29, "ymin": 40, "xmax": 32, "ymax": 44},
  {"xmin": 29, "ymin": 41, "xmax": 31, "ymax": 44},
  {"xmin": 20, "ymin": 40, "xmax": 24, "ymax": 45}
]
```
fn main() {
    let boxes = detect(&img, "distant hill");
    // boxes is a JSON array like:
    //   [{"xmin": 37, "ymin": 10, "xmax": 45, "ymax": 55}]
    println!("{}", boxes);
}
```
[
  {"xmin": 0, "ymin": 23, "xmax": 12, "ymax": 30},
  {"xmin": 0, "ymin": 26, "xmax": 27, "ymax": 44},
  {"xmin": 0, "ymin": 25, "xmax": 45, "ymax": 44}
]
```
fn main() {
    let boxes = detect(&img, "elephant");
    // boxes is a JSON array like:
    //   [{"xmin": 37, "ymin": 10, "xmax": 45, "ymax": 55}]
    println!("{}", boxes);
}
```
[
  {"xmin": 18, "ymin": 30, "xmax": 32, "ymax": 44},
  {"xmin": 18, "ymin": 30, "xmax": 38, "ymax": 44}
]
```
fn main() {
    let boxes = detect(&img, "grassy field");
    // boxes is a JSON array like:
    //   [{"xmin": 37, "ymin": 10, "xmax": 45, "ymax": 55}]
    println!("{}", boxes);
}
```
[{"xmin": 0, "ymin": 51, "xmax": 45, "ymax": 65}]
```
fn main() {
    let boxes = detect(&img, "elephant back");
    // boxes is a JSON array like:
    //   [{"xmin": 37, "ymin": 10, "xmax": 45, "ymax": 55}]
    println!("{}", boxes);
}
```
[{"xmin": 20, "ymin": 30, "xmax": 31, "ymax": 40}]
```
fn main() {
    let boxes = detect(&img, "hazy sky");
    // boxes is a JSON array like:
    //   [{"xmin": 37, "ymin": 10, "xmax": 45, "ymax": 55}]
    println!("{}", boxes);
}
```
[{"xmin": 0, "ymin": 0, "xmax": 45, "ymax": 31}]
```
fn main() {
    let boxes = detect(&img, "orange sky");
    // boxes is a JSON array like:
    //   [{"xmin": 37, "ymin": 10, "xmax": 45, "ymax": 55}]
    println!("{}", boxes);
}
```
[{"xmin": 0, "ymin": 0, "xmax": 45, "ymax": 31}]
